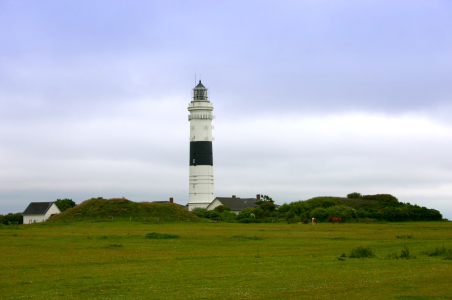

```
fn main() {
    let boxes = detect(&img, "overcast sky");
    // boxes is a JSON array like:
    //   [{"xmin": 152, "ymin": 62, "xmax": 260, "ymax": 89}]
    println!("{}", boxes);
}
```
[{"xmin": 1, "ymin": 0, "xmax": 451, "ymax": 219}]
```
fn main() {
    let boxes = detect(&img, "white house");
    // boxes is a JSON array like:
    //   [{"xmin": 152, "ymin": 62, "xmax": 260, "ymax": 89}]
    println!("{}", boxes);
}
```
[
  {"xmin": 23, "ymin": 202, "xmax": 61, "ymax": 224},
  {"xmin": 206, "ymin": 195, "xmax": 260, "ymax": 214}
]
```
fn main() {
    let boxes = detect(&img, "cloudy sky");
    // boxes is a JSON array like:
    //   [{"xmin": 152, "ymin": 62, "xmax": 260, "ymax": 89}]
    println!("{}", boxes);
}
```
[{"xmin": 1, "ymin": 0, "xmax": 451, "ymax": 218}]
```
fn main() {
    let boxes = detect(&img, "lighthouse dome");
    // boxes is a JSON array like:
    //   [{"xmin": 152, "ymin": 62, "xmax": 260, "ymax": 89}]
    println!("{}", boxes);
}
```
[{"xmin": 193, "ymin": 80, "xmax": 208, "ymax": 101}]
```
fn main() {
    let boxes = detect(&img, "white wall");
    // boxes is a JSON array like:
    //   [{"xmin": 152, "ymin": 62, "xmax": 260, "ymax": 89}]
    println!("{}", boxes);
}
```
[
  {"xmin": 206, "ymin": 198, "xmax": 222, "ymax": 211},
  {"xmin": 45, "ymin": 203, "xmax": 61, "ymax": 219},
  {"xmin": 23, "ymin": 214, "xmax": 46, "ymax": 224},
  {"xmin": 205, "ymin": 199, "xmax": 240, "ymax": 214}
]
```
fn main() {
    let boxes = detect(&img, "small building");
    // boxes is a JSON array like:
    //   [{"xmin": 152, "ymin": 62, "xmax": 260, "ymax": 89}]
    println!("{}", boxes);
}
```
[
  {"xmin": 206, "ymin": 195, "xmax": 260, "ymax": 214},
  {"xmin": 152, "ymin": 198, "xmax": 187, "ymax": 209},
  {"xmin": 23, "ymin": 202, "xmax": 61, "ymax": 224}
]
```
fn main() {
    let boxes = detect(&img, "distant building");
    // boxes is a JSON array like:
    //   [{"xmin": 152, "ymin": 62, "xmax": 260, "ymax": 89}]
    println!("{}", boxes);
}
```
[
  {"xmin": 152, "ymin": 198, "xmax": 187, "ymax": 208},
  {"xmin": 22, "ymin": 202, "xmax": 61, "ymax": 224},
  {"xmin": 206, "ymin": 195, "xmax": 261, "ymax": 214}
]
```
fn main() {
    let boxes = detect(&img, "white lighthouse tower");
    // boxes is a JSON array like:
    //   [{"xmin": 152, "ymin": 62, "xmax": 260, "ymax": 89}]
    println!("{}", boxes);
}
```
[{"xmin": 187, "ymin": 80, "xmax": 215, "ymax": 211}]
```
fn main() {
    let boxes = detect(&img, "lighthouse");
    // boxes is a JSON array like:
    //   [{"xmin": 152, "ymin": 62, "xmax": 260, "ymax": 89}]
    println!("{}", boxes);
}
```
[{"xmin": 187, "ymin": 80, "xmax": 215, "ymax": 211}]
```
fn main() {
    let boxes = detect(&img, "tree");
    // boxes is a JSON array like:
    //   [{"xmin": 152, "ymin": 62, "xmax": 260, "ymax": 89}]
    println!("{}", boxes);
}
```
[
  {"xmin": 54, "ymin": 199, "xmax": 76, "ymax": 212},
  {"xmin": 347, "ymin": 192, "xmax": 362, "ymax": 199},
  {"xmin": 259, "ymin": 201, "xmax": 276, "ymax": 213},
  {"xmin": 255, "ymin": 195, "xmax": 273, "ymax": 205},
  {"xmin": 237, "ymin": 207, "xmax": 255, "ymax": 220},
  {"xmin": 277, "ymin": 203, "xmax": 290, "ymax": 214}
]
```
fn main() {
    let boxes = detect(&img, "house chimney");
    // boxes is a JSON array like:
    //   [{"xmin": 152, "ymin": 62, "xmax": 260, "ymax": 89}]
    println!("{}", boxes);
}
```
[
  {"xmin": 232, "ymin": 195, "xmax": 236, "ymax": 198},
  {"xmin": 169, "ymin": 197, "xmax": 173, "ymax": 203},
  {"xmin": 257, "ymin": 194, "xmax": 261, "ymax": 201}
]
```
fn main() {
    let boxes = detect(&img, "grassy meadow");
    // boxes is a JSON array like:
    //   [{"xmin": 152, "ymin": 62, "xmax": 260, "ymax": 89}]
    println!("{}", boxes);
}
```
[{"xmin": 1, "ymin": 221, "xmax": 452, "ymax": 300}]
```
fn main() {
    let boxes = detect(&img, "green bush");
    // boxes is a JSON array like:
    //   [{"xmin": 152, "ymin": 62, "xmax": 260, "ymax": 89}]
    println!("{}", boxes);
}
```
[
  {"xmin": 214, "ymin": 205, "xmax": 231, "ymax": 213},
  {"xmin": 191, "ymin": 208, "xmax": 208, "ymax": 218},
  {"xmin": 204, "ymin": 210, "xmax": 221, "ymax": 219},
  {"xmin": 238, "ymin": 218, "xmax": 262, "ymax": 223},
  {"xmin": 310, "ymin": 207, "xmax": 327, "ymax": 221},
  {"xmin": 324, "ymin": 205, "xmax": 357, "ymax": 221},
  {"xmin": 251, "ymin": 207, "xmax": 265, "ymax": 219},
  {"xmin": 237, "ymin": 208, "xmax": 256, "ymax": 220},
  {"xmin": 145, "ymin": 232, "xmax": 180, "ymax": 239},
  {"xmin": 349, "ymin": 246, "xmax": 375, "ymax": 258},
  {"xmin": 219, "ymin": 211, "xmax": 237, "ymax": 222}
]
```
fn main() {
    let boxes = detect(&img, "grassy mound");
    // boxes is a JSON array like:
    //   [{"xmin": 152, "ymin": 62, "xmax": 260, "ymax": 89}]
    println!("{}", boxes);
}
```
[{"xmin": 48, "ymin": 197, "xmax": 197, "ymax": 221}]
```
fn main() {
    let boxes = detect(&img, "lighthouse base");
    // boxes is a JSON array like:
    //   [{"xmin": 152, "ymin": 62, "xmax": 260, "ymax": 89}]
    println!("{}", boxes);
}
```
[
  {"xmin": 188, "ymin": 165, "xmax": 214, "ymax": 211},
  {"xmin": 187, "ymin": 202, "xmax": 211, "ymax": 211}
]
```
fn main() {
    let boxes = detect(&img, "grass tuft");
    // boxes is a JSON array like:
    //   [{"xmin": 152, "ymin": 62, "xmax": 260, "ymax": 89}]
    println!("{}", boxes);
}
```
[
  {"xmin": 396, "ymin": 234, "xmax": 413, "ymax": 239},
  {"xmin": 103, "ymin": 244, "xmax": 123, "ymax": 248},
  {"xmin": 422, "ymin": 245, "xmax": 452, "ymax": 257},
  {"xmin": 145, "ymin": 232, "xmax": 179, "ymax": 239},
  {"xmin": 386, "ymin": 246, "xmax": 416, "ymax": 259},
  {"xmin": 349, "ymin": 246, "xmax": 375, "ymax": 258},
  {"xmin": 232, "ymin": 235, "xmax": 263, "ymax": 240}
]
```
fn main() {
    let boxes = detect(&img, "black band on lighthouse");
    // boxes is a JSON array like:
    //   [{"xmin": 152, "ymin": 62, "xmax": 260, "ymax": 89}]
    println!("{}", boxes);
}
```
[{"xmin": 190, "ymin": 141, "xmax": 213, "ymax": 166}]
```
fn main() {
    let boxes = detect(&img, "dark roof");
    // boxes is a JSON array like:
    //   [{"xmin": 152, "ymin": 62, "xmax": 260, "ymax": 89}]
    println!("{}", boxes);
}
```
[
  {"xmin": 23, "ymin": 202, "xmax": 55, "ymax": 215},
  {"xmin": 215, "ymin": 197, "xmax": 259, "ymax": 211},
  {"xmin": 194, "ymin": 80, "xmax": 206, "ymax": 89}
]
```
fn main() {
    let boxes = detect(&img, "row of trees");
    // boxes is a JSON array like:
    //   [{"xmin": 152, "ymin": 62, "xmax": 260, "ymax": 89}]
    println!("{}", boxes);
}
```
[
  {"xmin": 0, "ymin": 213, "xmax": 23, "ymax": 225},
  {"xmin": 277, "ymin": 194, "xmax": 442, "ymax": 222},
  {"xmin": 192, "ymin": 193, "xmax": 443, "ymax": 223}
]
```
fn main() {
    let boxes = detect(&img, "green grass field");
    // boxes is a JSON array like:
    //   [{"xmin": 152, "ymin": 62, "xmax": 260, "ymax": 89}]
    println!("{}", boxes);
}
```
[{"xmin": 1, "ymin": 221, "xmax": 452, "ymax": 300}]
